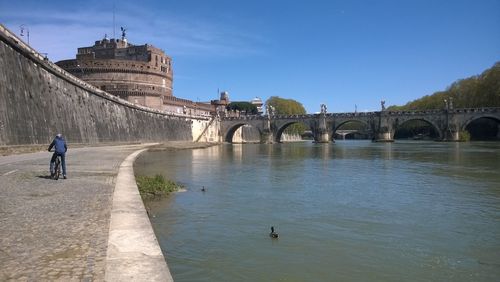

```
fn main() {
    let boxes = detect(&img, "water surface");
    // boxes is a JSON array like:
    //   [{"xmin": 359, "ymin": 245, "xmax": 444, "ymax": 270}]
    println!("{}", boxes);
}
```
[{"xmin": 135, "ymin": 141, "xmax": 500, "ymax": 281}]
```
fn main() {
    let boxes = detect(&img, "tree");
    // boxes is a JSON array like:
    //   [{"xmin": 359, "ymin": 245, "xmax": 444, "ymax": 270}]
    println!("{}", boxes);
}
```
[
  {"xmin": 387, "ymin": 62, "xmax": 500, "ymax": 110},
  {"xmin": 226, "ymin": 102, "xmax": 258, "ymax": 115},
  {"xmin": 266, "ymin": 96, "xmax": 307, "ymax": 115},
  {"xmin": 266, "ymin": 96, "xmax": 307, "ymax": 135}
]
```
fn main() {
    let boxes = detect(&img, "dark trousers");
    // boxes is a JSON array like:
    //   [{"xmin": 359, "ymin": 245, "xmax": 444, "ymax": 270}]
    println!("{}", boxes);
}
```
[{"xmin": 50, "ymin": 152, "xmax": 66, "ymax": 175}]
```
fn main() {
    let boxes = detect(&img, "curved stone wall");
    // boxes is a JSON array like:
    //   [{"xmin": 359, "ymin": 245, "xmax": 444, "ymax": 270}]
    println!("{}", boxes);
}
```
[{"xmin": 0, "ymin": 25, "xmax": 192, "ymax": 146}]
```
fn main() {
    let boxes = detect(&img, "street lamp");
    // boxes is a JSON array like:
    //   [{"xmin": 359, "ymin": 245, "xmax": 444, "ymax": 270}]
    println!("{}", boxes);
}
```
[{"xmin": 20, "ymin": 24, "xmax": 30, "ymax": 45}]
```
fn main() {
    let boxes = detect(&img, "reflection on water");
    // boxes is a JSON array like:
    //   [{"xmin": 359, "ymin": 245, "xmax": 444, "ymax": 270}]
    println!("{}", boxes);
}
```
[{"xmin": 135, "ymin": 141, "xmax": 500, "ymax": 282}]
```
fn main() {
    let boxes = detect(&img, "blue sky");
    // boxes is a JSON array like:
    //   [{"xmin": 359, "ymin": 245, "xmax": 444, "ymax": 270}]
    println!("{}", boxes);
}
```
[{"xmin": 1, "ymin": 0, "xmax": 499, "ymax": 113}]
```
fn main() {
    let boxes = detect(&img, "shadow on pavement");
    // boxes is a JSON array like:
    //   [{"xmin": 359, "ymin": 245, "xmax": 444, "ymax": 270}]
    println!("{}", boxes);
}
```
[{"xmin": 36, "ymin": 175, "xmax": 53, "ymax": 179}]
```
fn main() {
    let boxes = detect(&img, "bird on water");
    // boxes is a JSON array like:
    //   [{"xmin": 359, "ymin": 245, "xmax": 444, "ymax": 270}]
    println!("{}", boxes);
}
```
[
  {"xmin": 201, "ymin": 186, "xmax": 206, "ymax": 192},
  {"xmin": 269, "ymin": 226, "xmax": 279, "ymax": 238}
]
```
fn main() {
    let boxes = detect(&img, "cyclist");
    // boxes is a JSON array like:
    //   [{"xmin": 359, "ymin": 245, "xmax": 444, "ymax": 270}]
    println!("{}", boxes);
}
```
[{"xmin": 48, "ymin": 133, "xmax": 68, "ymax": 179}]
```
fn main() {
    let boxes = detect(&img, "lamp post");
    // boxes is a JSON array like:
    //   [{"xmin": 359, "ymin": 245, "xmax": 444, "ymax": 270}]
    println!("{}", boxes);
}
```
[{"xmin": 20, "ymin": 24, "xmax": 30, "ymax": 45}]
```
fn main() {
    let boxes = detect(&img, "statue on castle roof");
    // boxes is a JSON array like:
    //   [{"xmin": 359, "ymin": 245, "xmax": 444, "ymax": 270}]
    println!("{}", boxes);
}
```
[{"xmin": 120, "ymin": 27, "xmax": 127, "ymax": 40}]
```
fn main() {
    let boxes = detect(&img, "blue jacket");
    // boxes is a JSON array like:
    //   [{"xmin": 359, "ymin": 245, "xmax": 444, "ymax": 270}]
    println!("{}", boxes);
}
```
[{"xmin": 48, "ymin": 136, "xmax": 67, "ymax": 154}]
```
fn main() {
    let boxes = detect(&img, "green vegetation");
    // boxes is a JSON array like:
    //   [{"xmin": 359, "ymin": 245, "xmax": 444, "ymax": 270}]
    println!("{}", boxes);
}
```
[
  {"xmin": 459, "ymin": 130, "xmax": 471, "ymax": 142},
  {"xmin": 227, "ymin": 102, "xmax": 258, "ymax": 115},
  {"xmin": 387, "ymin": 62, "xmax": 500, "ymax": 110},
  {"xmin": 266, "ymin": 96, "xmax": 307, "ymax": 135},
  {"xmin": 266, "ymin": 96, "xmax": 307, "ymax": 115},
  {"xmin": 136, "ymin": 174, "xmax": 182, "ymax": 199}
]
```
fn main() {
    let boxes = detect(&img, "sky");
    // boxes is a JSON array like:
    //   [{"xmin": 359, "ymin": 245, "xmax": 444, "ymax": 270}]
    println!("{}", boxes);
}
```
[{"xmin": 1, "ymin": 0, "xmax": 499, "ymax": 113}]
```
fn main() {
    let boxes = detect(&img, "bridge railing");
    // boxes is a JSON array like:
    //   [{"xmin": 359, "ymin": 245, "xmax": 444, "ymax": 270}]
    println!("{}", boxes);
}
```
[
  {"xmin": 384, "ymin": 109, "xmax": 443, "ymax": 115},
  {"xmin": 384, "ymin": 107, "xmax": 500, "ymax": 115},
  {"xmin": 451, "ymin": 107, "xmax": 500, "ymax": 113},
  {"xmin": 220, "ymin": 107, "xmax": 500, "ymax": 121},
  {"xmin": 327, "ymin": 112, "xmax": 377, "ymax": 118}
]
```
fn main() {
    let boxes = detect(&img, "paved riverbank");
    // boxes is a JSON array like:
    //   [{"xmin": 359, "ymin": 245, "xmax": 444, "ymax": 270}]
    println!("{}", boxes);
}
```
[{"xmin": 0, "ymin": 144, "xmax": 159, "ymax": 281}]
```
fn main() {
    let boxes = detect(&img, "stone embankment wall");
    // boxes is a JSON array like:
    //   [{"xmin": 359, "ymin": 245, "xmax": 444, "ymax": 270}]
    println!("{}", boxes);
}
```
[
  {"xmin": 0, "ymin": 25, "xmax": 193, "ymax": 146},
  {"xmin": 192, "ymin": 117, "xmax": 221, "ymax": 143}
]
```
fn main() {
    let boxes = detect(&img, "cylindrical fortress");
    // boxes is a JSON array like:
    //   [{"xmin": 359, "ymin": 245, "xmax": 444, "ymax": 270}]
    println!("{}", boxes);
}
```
[{"xmin": 56, "ymin": 37, "xmax": 173, "ymax": 110}]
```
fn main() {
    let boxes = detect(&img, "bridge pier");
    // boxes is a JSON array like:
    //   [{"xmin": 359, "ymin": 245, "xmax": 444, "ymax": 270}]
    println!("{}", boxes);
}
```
[
  {"xmin": 373, "ymin": 114, "xmax": 394, "ymax": 142},
  {"xmin": 313, "ymin": 113, "xmax": 330, "ymax": 143},
  {"xmin": 443, "ymin": 130, "xmax": 460, "ymax": 141},
  {"xmin": 260, "ymin": 130, "xmax": 274, "ymax": 144},
  {"xmin": 373, "ymin": 132, "xmax": 394, "ymax": 142},
  {"xmin": 442, "ymin": 119, "xmax": 460, "ymax": 141},
  {"xmin": 260, "ymin": 119, "xmax": 274, "ymax": 144},
  {"xmin": 314, "ymin": 131, "xmax": 330, "ymax": 143}
]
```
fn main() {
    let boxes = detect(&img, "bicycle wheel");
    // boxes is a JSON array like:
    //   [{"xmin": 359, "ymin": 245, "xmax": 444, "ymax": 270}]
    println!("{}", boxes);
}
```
[{"xmin": 54, "ymin": 157, "xmax": 61, "ymax": 180}]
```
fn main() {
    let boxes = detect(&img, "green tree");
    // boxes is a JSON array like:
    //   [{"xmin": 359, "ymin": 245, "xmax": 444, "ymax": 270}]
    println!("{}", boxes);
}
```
[
  {"xmin": 226, "ymin": 102, "xmax": 258, "ymax": 115},
  {"xmin": 266, "ymin": 96, "xmax": 307, "ymax": 115},
  {"xmin": 266, "ymin": 96, "xmax": 307, "ymax": 135},
  {"xmin": 387, "ymin": 62, "xmax": 500, "ymax": 110}
]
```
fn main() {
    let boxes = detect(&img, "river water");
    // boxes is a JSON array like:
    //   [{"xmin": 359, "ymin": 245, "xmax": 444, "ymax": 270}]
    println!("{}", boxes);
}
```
[{"xmin": 135, "ymin": 141, "xmax": 500, "ymax": 281}]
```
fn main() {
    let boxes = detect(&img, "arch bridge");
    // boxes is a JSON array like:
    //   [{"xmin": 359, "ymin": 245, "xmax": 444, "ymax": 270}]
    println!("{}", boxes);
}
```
[{"xmin": 220, "ymin": 107, "xmax": 500, "ymax": 143}]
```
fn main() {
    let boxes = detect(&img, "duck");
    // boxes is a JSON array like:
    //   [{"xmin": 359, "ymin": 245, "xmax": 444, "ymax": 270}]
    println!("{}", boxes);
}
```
[
  {"xmin": 269, "ymin": 226, "xmax": 279, "ymax": 238},
  {"xmin": 201, "ymin": 186, "xmax": 206, "ymax": 192}
]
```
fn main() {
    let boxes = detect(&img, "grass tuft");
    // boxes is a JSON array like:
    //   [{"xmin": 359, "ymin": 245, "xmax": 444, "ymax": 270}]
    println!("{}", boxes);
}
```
[{"xmin": 136, "ymin": 174, "xmax": 182, "ymax": 199}]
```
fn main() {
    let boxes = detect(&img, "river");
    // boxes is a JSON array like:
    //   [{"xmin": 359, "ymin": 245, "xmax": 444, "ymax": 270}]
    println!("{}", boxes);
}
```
[{"xmin": 134, "ymin": 141, "xmax": 500, "ymax": 281}]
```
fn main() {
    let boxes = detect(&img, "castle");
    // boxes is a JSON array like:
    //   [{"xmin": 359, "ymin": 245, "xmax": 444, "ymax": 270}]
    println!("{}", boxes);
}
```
[{"xmin": 56, "ymin": 32, "xmax": 216, "ymax": 116}]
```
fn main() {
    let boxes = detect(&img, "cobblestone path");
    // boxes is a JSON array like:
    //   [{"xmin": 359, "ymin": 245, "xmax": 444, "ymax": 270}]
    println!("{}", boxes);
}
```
[{"xmin": 0, "ymin": 144, "xmax": 150, "ymax": 281}]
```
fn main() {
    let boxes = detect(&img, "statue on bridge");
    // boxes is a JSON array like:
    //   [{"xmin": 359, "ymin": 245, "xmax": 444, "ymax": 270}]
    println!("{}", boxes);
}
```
[
  {"xmin": 320, "ymin": 103, "xmax": 328, "ymax": 114},
  {"xmin": 266, "ymin": 104, "xmax": 276, "ymax": 117}
]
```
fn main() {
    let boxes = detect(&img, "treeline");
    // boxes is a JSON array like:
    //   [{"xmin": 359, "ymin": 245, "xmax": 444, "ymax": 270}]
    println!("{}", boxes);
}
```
[
  {"xmin": 267, "ymin": 96, "xmax": 307, "ymax": 135},
  {"xmin": 226, "ymin": 102, "xmax": 258, "ymax": 114},
  {"xmin": 387, "ymin": 62, "xmax": 500, "ymax": 110},
  {"xmin": 266, "ymin": 96, "xmax": 307, "ymax": 115}
]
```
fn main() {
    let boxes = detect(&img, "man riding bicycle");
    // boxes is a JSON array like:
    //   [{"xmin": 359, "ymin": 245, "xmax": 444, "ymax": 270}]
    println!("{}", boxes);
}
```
[{"xmin": 48, "ymin": 133, "xmax": 68, "ymax": 179}]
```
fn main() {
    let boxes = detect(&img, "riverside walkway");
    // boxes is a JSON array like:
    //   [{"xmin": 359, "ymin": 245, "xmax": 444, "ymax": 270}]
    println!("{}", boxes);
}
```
[{"xmin": 0, "ymin": 144, "xmax": 171, "ymax": 281}]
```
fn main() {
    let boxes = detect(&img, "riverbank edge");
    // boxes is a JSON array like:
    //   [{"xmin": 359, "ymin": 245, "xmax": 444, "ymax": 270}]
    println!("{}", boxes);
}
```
[
  {"xmin": 105, "ymin": 141, "xmax": 219, "ymax": 281},
  {"xmin": 105, "ymin": 147, "xmax": 174, "ymax": 281}
]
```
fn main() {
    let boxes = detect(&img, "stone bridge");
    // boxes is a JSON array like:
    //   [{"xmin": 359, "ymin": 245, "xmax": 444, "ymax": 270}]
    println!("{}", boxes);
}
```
[{"xmin": 220, "ymin": 107, "xmax": 500, "ymax": 143}]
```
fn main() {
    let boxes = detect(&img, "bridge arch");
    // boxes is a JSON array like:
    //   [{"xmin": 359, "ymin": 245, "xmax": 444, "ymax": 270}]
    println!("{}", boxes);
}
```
[
  {"xmin": 224, "ymin": 123, "xmax": 258, "ymax": 143},
  {"xmin": 274, "ymin": 121, "xmax": 312, "ymax": 143},
  {"xmin": 462, "ymin": 115, "xmax": 500, "ymax": 140},
  {"xmin": 333, "ymin": 120, "xmax": 371, "ymax": 140},
  {"xmin": 461, "ymin": 115, "xmax": 500, "ymax": 130},
  {"xmin": 393, "ymin": 118, "xmax": 442, "ymax": 140}
]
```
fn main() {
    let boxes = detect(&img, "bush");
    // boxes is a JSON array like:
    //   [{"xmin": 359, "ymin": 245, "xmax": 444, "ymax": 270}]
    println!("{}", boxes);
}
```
[
  {"xmin": 136, "ymin": 174, "xmax": 182, "ymax": 199},
  {"xmin": 458, "ymin": 130, "xmax": 471, "ymax": 142}
]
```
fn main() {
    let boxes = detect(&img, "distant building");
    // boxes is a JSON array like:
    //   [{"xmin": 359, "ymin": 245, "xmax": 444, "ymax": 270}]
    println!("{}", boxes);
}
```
[
  {"xmin": 211, "ymin": 91, "xmax": 230, "ymax": 114},
  {"xmin": 250, "ymin": 97, "xmax": 264, "ymax": 114}
]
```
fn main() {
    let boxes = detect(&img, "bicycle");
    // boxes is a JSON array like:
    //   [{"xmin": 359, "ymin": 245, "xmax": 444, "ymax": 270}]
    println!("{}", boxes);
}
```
[{"xmin": 50, "ymin": 150, "xmax": 62, "ymax": 180}]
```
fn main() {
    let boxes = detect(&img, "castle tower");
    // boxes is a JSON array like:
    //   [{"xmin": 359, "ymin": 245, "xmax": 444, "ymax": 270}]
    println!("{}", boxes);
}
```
[{"xmin": 56, "ymin": 35, "xmax": 173, "ymax": 110}]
